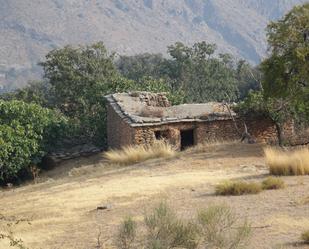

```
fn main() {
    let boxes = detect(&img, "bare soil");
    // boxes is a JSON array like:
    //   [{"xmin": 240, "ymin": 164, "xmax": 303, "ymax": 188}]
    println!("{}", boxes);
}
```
[{"xmin": 1, "ymin": 142, "xmax": 308, "ymax": 249}]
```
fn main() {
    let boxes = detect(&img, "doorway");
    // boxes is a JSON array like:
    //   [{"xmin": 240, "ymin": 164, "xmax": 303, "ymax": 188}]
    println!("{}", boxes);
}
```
[{"xmin": 180, "ymin": 129, "xmax": 194, "ymax": 150}]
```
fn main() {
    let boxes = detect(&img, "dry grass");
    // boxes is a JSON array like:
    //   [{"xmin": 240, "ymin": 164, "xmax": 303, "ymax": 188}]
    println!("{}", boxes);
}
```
[
  {"xmin": 301, "ymin": 230, "xmax": 309, "ymax": 244},
  {"xmin": 185, "ymin": 139, "xmax": 238, "ymax": 154},
  {"xmin": 104, "ymin": 140, "xmax": 176, "ymax": 165},
  {"xmin": 264, "ymin": 147, "xmax": 309, "ymax": 176},
  {"xmin": 215, "ymin": 180, "xmax": 262, "ymax": 196},
  {"xmin": 262, "ymin": 177, "xmax": 285, "ymax": 190}
]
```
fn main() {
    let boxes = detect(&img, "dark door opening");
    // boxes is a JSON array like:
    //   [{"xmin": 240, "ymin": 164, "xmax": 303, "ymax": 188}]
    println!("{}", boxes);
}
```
[{"xmin": 180, "ymin": 129, "xmax": 194, "ymax": 150}]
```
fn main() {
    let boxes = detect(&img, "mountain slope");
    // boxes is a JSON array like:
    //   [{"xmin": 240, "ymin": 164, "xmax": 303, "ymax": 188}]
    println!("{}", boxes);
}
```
[{"xmin": 0, "ymin": 0, "xmax": 307, "ymax": 88}]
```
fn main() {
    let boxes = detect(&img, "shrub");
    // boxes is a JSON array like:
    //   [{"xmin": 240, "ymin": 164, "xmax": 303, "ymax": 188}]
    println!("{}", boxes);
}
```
[
  {"xmin": 0, "ymin": 100, "xmax": 67, "ymax": 183},
  {"xmin": 116, "ymin": 202, "xmax": 251, "ymax": 249},
  {"xmin": 215, "ymin": 181, "xmax": 262, "ymax": 195},
  {"xmin": 117, "ymin": 217, "xmax": 137, "ymax": 249},
  {"xmin": 301, "ymin": 230, "xmax": 309, "ymax": 244},
  {"xmin": 262, "ymin": 177, "xmax": 285, "ymax": 190},
  {"xmin": 144, "ymin": 202, "xmax": 199, "ymax": 249},
  {"xmin": 264, "ymin": 147, "xmax": 309, "ymax": 176},
  {"xmin": 104, "ymin": 140, "xmax": 176, "ymax": 165},
  {"xmin": 198, "ymin": 204, "xmax": 251, "ymax": 249}
]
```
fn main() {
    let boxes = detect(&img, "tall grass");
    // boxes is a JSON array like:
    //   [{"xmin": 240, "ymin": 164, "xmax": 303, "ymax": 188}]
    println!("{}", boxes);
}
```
[
  {"xmin": 215, "ymin": 181, "xmax": 262, "ymax": 195},
  {"xmin": 264, "ymin": 147, "xmax": 309, "ymax": 176},
  {"xmin": 104, "ymin": 140, "xmax": 176, "ymax": 165}
]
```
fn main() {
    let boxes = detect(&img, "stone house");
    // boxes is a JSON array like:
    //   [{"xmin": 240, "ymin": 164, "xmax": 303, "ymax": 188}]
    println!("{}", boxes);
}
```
[{"xmin": 104, "ymin": 92, "xmax": 294, "ymax": 150}]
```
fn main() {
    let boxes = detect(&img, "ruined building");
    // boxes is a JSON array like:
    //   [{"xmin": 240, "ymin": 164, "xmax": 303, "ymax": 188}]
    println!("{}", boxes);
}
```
[{"xmin": 104, "ymin": 92, "xmax": 294, "ymax": 150}]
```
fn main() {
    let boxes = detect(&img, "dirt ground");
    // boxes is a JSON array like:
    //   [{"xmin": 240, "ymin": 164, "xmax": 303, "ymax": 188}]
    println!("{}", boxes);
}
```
[{"xmin": 0, "ymin": 142, "xmax": 309, "ymax": 249}]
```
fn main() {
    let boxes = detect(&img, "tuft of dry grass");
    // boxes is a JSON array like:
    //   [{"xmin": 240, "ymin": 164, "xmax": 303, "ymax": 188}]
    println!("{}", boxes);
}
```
[
  {"xmin": 104, "ymin": 140, "xmax": 176, "ymax": 165},
  {"xmin": 301, "ymin": 230, "xmax": 309, "ymax": 244},
  {"xmin": 264, "ymin": 147, "xmax": 309, "ymax": 176},
  {"xmin": 215, "ymin": 180, "xmax": 262, "ymax": 196},
  {"xmin": 262, "ymin": 177, "xmax": 285, "ymax": 190}
]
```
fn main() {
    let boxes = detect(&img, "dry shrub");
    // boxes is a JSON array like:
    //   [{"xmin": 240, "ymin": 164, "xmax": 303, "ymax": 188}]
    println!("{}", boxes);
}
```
[
  {"xmin": 215, "ymin": 181, "xmax": 262, "ymax": 196},
  {"xmin": 116, "ymin": 202, "xmax": 251, "ymax": 249},
  {"xmin": 104, "ymin": 140, "xmax": 176, "ymax": 165},
  {"xmin": 262, "ymin": 177, "xmax": 285, "ymax": 190},
  {"xmin": 144, "ymin": 202, "xmax": 199, "ymax": 249},
  {"xmin": 140, "ymin": 107, "xmax": 164, "ymax": 118},
  {"xmin": 198, "ymin": 204, "xmax": 251, "ymax": 249},
  {"xmin": 117, "ymin": 217, "xmax": 136, "ymax": 249},
  {"xmin": 301, "ymin": 230, "xmax": 309, "ymax": 244},
  {"xmin": 185, "ymin": 139, "xmax": 237, "ymax": 154},
  {"xmin": 264, "ymin": 147, "xmax": 309, "ymax": 176}
]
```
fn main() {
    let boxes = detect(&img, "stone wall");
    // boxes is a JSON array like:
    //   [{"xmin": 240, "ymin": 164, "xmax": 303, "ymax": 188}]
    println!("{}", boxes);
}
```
[
  {"xmin": 131, "ymin": 118, "xmax": 294, "ymax": 150},
  {"xmin": 106, "ymin": 104, "xmax": 135, "ymax": 149},
  {"xmin": 107, "ymin": 104, "xmax": 294, "ymax": 150}
]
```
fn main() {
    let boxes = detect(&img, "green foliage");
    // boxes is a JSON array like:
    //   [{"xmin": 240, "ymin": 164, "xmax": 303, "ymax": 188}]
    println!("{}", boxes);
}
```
[
  {"xmin": 0, "ymin": 100, "xmax": 67, "ymax": 183},
  {"xmin": 0, "ymin": 81, "xmax": 53, "ymax": 107},
  {"xmin": 261, "ymin": 3, "xmax": 309, "ymax": 120},
  {"xmin": 40, "ymin": 42, "xmax": 135, "ymax": 146},
  {"xmin": 116, "ymin": 53, "xmax": 166, "ymax": 81},
  {"xmin": 116, "ymin": 42, "xmax": 255, "ymax": 103},
  {"xmin": 134, "ymin": 77, "xmax": 185, "ymax": 105},
  {"xmin": 165, "ymin": 42, "xmax": 239, "ymax": 103},
  {"xmin": 215, "ymin": 180, "xmax": 262, "ymax": 195}
]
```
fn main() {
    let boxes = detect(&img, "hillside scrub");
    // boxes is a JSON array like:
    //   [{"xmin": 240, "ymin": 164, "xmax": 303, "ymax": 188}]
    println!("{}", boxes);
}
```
[
  {"xmin": 215, "ymin": 181, "xmax": 262, "ymax": 195},
  {"xmin": 264, "ymin": 147, "xmax": 309, "ymax": 176},
  {"xmin": 117, "ymin": 202, "xmax": 251, "ymax": 249},
  {"xmin": 104, "ymin": 140, "xmax": 176, "ymax": 165}
]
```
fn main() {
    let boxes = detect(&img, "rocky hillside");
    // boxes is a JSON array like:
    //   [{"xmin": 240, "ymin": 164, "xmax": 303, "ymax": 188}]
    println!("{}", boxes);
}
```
[{"xmin": 0, "ymin": 0, "xmax": 307, "ymax": 89}]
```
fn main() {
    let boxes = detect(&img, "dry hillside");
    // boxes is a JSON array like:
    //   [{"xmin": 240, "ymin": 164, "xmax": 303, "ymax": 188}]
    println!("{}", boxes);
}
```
[
  {"xmin": 0, "ymin": 0, "xmax": 307, "ymax": 88},
  {"xmin": 0, "ymin": 142, "xmax": 308, "ymax": 249}
]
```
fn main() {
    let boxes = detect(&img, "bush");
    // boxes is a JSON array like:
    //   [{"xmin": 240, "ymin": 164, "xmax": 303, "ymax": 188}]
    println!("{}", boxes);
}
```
[
  {"xmin": 301, "ymin": 230, "xmax": 309, "ymax": 244},
  {"xmin": 104, "ymin": 140, "xmax": 176, "ymax": 165},
  {"xmin": 144, "ymin": 202, "xmax": 199, "ymax": 249},
  {"xmin": 117, "ymin": 217, "xmax": 137, "ymax": 249},
  {"xmin": 262, "ymin": 177, "xmax": 285, "ymax": 190},
  {"xmin": 0, "ymin": 100, "xmax": 67, "ymax": 183},
  {"xmin": 198, "ymin": 204, "xmax": 251, "ymax": 249},
  {"xmin": 264, "ymin": 147, "xmax": 309, "ymax": 176},
  {"xmin": 116, "ymin": 202, "xmax": 251, "ymax": 249},
  {"xmin": 215, "ymin": 181, "xmax": 262, "ymax": 195}
]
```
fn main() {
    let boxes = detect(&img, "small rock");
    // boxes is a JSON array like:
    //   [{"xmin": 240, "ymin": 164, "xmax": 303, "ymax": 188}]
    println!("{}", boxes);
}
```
[{"xmin": 97, "ymin": 204, "xmax": 112, "ymax": 211}]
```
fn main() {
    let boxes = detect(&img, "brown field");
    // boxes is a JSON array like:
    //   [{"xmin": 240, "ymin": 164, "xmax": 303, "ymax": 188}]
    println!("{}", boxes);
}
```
[{"xmin": 1, "ymin": 142, "xmax": 309, "ymax": 249}]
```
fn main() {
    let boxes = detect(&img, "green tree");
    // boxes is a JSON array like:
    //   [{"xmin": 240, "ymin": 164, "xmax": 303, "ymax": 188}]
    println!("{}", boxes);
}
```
[
  {"xmin": 116, "ymin": 53, "xmax": 165, "ymax": 81},
  {"xmin": 40, "ymin": 42, "xmax": 135, "ymax": 146},
  {"xmin": 165, "ymin": 42, "xmax": 239, "ymax": 103},
  {"xmin": 1, "ymin": 80, "xmax": 53, "ymax": 107},
  {"xmin": 0, "ymin": 100, "xmax": 67, "ymax": 183},
  {"xmin": 261, "ymin": 3, "xmax": 309, "ymax": 120}
]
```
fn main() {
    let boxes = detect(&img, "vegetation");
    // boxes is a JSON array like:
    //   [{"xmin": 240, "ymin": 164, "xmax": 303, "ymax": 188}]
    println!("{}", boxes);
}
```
[
  {"xmin": 264, "ymin": 147, "xmax": 309, "ymax": 176},
  {"xmin": 261, "ymin": 177, "xmax": 285, "ymax": 190},
  {"xmin": 117, "ymin": 42, "xmax": 260, "ymax": 103},
  {"xmin": 0, "ymin": 100, "xmax": 67, "ymax": 183},
  {"xmin": 104, "ymin": 140, "xmax": 176, "ymax": 165},
  {"xmin": 302, "ymin": 230, "xmax": 309, "ymax": 244},
  {"xmin": 238, "ymin": 3, "xmax": 309, "ymax": 145},
  {"xmin": 117, "ymin": 202, "xmax": 251, "ymax": 249},
  {"xmin": 215, "ymin": 181, "xmax": 262, "ymax": 195}
]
